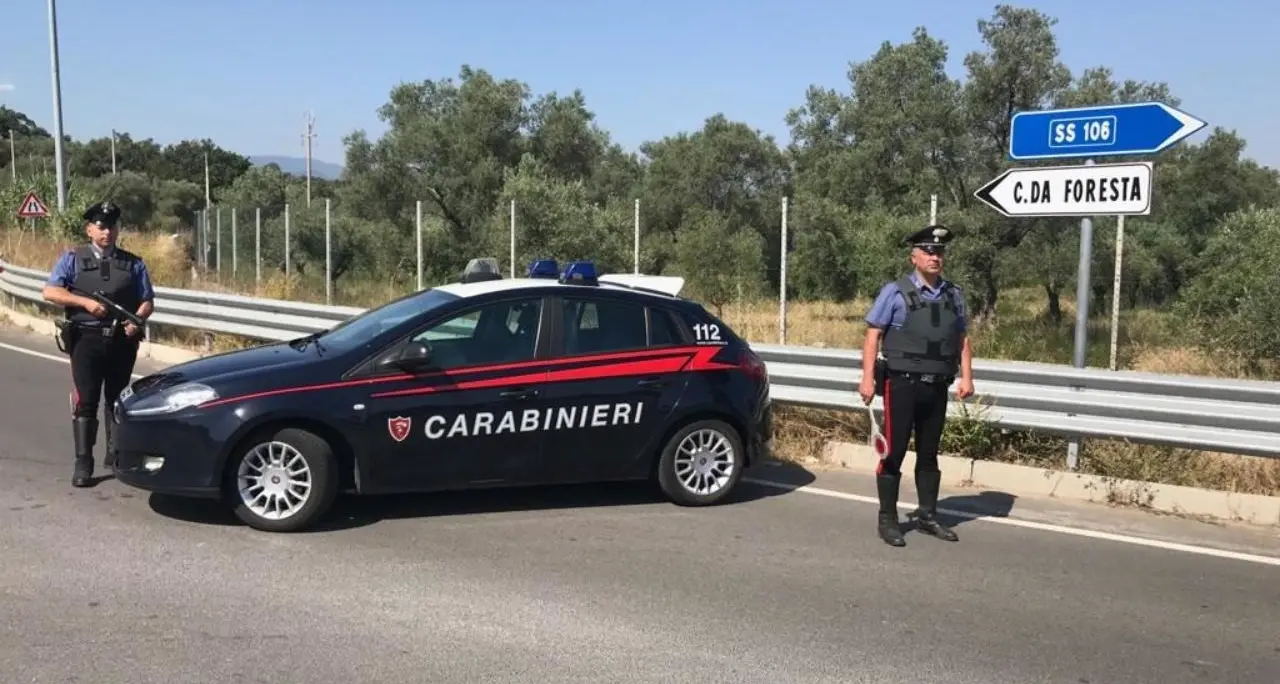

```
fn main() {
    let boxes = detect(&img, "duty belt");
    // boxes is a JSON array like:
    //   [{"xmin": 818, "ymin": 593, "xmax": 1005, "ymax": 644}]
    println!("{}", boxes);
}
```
[
  {"xmin": 75, "ymin": 322, "xmax": 125, "ymax": 337},
  {"xmin": 889, "ymin": 370, "xmax": 954, "ymax": 385}
]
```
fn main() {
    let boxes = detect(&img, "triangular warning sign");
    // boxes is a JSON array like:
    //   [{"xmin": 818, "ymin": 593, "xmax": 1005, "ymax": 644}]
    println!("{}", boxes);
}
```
[{"xmin": 16, "ymin": 191, "xmax": 49, "ymax": 218}]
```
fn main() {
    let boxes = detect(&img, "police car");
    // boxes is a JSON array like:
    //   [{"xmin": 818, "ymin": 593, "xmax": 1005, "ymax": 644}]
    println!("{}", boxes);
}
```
[{"xmin": 110, "ymin": 259, "xmax": 774, "ymax": 532}]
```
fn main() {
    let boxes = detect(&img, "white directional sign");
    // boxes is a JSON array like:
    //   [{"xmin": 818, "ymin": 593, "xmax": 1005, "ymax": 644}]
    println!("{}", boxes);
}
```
[{"xmin": 973, "ymin": 161, "xmax": 1153, "ymax": 217}]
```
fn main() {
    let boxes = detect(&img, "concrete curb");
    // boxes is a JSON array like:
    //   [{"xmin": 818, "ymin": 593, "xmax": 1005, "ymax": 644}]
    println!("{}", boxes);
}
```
[
  {"xmin": 821, "ymin": 441, "xmax": 1280, "ymax": 527},
  {"xmin": 0, "ymin": 303, "xmax": 203, "ymax": 365}
]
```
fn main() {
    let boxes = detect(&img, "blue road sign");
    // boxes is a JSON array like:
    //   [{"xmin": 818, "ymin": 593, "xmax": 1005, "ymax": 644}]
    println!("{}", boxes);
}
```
[{"xmin": 1009, "ymin": 101, "xmax": 1207, "ymax": 161}]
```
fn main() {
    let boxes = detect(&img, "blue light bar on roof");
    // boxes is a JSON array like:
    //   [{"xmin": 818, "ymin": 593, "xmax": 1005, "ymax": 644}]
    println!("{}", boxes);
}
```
[
  {"xmin": 527, "ymin": 259, "xmax": 559, "ymax": 278},
  {"xmin": 559, "ymin": 260, "xmax": 598, "ymax": 285}
]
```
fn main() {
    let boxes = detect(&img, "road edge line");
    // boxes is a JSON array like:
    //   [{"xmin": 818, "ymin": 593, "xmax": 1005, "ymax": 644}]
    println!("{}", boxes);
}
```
[
  {"xmin": 818, "ymin": 441, "xmax": 1280, "ymax": 529},
  {"xmin": 743, "ymin": 476, "xmax": 1280, "ymax": 567}
]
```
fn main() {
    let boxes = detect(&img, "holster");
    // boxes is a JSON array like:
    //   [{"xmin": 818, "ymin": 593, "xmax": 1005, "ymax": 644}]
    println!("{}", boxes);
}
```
[
  {"xmin": 54, "ymin": 319, "xmax": 78, "ymax": 355},
  {"xmin": 873, "ymin": 357, "xmax": 888, "ymax": 396}
]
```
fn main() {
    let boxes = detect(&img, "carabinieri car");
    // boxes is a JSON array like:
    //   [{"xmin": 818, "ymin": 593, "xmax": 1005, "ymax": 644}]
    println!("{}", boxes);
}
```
[{"xmin": 110, "ymin": 259, "xmax": 774, "ymax": 532}]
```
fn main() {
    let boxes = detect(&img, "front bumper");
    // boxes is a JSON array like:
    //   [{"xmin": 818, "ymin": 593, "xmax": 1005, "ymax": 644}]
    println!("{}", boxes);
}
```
[{"xmin": 110, "ymin": 402, "xmax": 223, "ymax": 498}]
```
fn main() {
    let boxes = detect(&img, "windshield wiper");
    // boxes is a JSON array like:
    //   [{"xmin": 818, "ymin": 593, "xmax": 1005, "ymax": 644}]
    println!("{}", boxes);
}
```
[{"xmin": 288, "ymin": 329, "xmax": 327, "ymax": 351}]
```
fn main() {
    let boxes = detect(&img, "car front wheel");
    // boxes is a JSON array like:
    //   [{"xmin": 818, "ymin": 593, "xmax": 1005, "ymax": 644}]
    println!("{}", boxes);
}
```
[
  {"xmin": 656, "ymin": 419, "xmax": 744, "ymax": 506},
  {"xmin": 224, "ymin": 426, "xmax": 338, "ymax": 532}
]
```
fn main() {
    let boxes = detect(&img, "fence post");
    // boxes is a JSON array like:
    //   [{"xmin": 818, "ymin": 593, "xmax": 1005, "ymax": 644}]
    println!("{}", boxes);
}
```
[
  {"xmin": 634, "ymin": 198, "xmax": 640, "ymax": 274},
  {"xmin": 1109, "ymin": 214, "xmax": 1125, "ymax": 371},
  {"xmin": 325, "ymin": 198, "xmax": 331, "ymax": 305},
  {"xmin": 779, "ymin": 196, "xmax": 788, "ymax": 345},
  {"xmin": 284, "ymin": 203, "xmax": 291, "ymax": 277},
  {"xmin": 255, "ymin": 207, "xmax": 261, "ymax": 286},
  {"xmin": 416, "ymin": 200, "xmax": 422, "ymax": 291}
]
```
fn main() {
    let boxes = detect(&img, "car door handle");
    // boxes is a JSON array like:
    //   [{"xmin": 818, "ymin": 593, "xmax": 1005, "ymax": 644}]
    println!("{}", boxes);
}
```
[
  {"xmin": 500, "ymin": 388, "xmax": 538, "ymax": 399},
  {"xmin": 637, "ymin": 377, "xmax": 667, "ymax": 388}
]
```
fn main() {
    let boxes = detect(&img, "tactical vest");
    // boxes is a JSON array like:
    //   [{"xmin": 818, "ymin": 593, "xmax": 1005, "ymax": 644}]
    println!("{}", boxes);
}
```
[
  {"xmin": 65, "ymin": 244, "xmax": 141, "ymax": 325},
  {"xmin": 880, "ymin": 276, "xmax": 961, "ymax": 376}
]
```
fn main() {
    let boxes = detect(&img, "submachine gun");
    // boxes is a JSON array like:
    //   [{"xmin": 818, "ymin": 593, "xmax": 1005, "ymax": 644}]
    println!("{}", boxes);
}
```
[{"xmin": 54, "ymin": 285, "xmax": 147, "ymax": 354}]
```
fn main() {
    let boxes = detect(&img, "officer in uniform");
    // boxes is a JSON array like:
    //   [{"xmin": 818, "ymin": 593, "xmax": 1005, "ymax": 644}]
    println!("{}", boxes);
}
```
[
  {"xmin": 41, "ymin": 201, "xmax": 155, "ymax": 487},
  {"xmin": 859, "ymin": 224, "xmax": 974, "ymax": 547}
]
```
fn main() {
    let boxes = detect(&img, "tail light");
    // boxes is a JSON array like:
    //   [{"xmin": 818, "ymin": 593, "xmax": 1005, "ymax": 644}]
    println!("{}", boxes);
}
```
[{"xmin": 738, "ymin": 346, "xmax": 768, "ymax": 384}]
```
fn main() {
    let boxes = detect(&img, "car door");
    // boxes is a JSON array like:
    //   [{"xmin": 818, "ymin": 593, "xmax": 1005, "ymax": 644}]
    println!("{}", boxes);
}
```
[
  {"xmin": 358, "ymin": 295, "xmax": 552, "ymax": 492},
  {"xmin": 533, "ymin": 293, "xmax": 689, "ymax": 484}
]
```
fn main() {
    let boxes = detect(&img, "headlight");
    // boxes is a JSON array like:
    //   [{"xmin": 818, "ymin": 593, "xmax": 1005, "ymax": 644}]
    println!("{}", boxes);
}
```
[{"xmin": 125, "ymin": 382, "xmax": 219, "ymax": 416}]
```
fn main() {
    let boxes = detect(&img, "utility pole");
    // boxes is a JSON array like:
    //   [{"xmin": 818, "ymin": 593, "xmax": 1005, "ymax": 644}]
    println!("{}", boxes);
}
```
[
  {"xmin": 302, "ymin": 111, "xmax": 316, "ymax": 207},
  {"xmin": 110, "ymin": 128, "xmax": 117, "ymax": 174},
  {"xmin": 46, "ymin": 0, "xmax": 67, "ymax": 211}
]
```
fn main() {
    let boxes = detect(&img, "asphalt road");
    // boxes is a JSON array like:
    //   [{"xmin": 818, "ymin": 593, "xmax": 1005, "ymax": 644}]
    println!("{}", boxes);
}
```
[{"xmin": 0, "ymin": 321, "xmax": 1277, "ymax": 683}]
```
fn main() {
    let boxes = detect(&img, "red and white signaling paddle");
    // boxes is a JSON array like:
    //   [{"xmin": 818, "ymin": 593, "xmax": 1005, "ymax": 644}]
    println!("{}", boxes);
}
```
[{"xmin": 867, "ymin": 401, "xmax": 888, "ymax": 460}]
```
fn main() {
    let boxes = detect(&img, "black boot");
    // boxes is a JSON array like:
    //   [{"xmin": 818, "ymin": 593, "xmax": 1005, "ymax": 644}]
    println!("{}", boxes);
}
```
[
  {"xmin": 72, "ymin": 417, "xmax": 97, "ymax": 487},
  {"xmin": 103, "ymin": 413, "xmax": 116, "ymax": 469},
  {"xmin": 910, "ymin": 470, "xmax": 958, "ymax": 542},
  {"xmin": 876, "ymin": 474, "xmax": 906, "ymax": 547}
]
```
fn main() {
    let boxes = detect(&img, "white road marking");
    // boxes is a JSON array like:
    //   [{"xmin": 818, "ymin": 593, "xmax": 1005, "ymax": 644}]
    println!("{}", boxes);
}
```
[
  {"xmin": 0, "ymin": 340, "xmax": 143, "ymax": 379},
  {"xmin": 0, "ymin": 340, "xmax": 71, "ymax": 365},
  {"xmin": 0, "ymin": 335, "xmax": 1275, "ymax": 566},
  {"xmin": 744, "ymin": 477, "xmax": 1280, "ymax": 567}
]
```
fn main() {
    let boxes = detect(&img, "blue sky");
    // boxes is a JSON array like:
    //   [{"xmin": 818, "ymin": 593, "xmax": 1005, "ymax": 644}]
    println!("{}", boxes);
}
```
[{"xmin": 2, "ymin": 0, "xmax": 1277, "ymax": 168}]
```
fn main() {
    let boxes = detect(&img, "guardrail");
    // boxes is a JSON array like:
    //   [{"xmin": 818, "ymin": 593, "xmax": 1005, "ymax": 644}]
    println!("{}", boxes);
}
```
[
  {"xmin": 5, "ymin": 258, "xmax": 1280, "ymax": 460},
  {"xmin": 1, "ymin": 261, "xmax": 363, "ymax": 342}
]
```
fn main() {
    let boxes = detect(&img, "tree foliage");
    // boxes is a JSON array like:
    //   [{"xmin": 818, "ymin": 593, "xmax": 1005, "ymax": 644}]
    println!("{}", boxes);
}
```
[{"xmin": 2, "ymin": 4, "xmax": 1278, "ymax": 362}]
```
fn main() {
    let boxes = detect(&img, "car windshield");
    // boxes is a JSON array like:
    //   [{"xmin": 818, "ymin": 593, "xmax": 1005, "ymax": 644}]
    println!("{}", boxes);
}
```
[{"xmin": 310, "ymin": 288, "xmax": 460, "ymax": 350}]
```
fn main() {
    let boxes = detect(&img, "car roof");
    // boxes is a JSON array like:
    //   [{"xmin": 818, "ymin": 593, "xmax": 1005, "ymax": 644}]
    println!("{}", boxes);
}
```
[{"xmin": 432, "ymin": 274, "xmax": 688, "ymax": 303}]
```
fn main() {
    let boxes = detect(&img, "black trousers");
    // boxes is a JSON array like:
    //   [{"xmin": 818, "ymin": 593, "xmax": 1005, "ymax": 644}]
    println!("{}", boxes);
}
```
[
  {"xmin": 877, "ymin": 373, "xmax": 950, "ymax": 513},
  {"xmin": 69, "ymin": 327, "xmax": 139, "ymax": 426}
]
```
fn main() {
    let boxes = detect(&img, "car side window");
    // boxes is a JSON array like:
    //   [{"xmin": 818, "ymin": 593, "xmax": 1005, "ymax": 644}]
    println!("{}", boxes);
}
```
[
  {"xmin": 409, "ymin": 297, "xmax": 542, "ymax": 369},
  {"xmin": 562, "ymin": 297, "xmax": 648, "ymax": 355},
  {"xmin": 647, "ymin": 307, "xmax": 681, "ymax": 347}
]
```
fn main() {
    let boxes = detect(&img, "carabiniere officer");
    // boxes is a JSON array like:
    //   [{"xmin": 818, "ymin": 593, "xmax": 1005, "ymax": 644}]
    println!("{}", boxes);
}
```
[
  {"xmin": 858, "ymin": 224, "xmax": 975, "ymax": 547},
  {"xmin": 41, "ymin": 201, "xmax": 155, "ymax": 487}
]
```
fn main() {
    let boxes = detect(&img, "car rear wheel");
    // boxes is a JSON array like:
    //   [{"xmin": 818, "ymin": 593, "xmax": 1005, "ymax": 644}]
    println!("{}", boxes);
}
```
[
  {"xmin": 224, "ymin": 427, "xmax": 338, "ymax": 532},
  {"xmin": 656, "ymin": 419, "xmax": 743, "ymax": 506}
]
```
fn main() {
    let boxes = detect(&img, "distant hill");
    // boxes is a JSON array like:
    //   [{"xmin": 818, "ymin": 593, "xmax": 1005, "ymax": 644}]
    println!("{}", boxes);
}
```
[{"xmin": 249, "ymin": 155, "xmax": 344, "ymax": 180}]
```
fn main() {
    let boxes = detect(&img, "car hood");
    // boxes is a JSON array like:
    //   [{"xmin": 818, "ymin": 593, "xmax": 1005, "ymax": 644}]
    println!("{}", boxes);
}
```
[{"xmin": 130, "ymin": 341, "xmax": 317, "ymax": 394}]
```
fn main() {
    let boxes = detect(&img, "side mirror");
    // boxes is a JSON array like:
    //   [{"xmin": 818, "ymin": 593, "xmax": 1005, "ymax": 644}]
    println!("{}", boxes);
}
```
[{"xmin": 378, "ymin": 341, "xmax": 431, "ymax": 372}]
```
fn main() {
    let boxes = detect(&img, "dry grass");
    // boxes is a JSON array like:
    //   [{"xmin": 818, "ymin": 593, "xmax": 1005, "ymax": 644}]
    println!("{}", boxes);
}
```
[{"xmin": 4, "ymin": 228, "xmax": 1278, "ymax": 498}]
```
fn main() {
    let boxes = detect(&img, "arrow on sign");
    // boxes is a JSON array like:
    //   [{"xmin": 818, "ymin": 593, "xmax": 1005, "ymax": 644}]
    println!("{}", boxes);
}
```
[
  {"xmin": 974, "ymin": 162, "xmax": 1153, "ymax": 218},
  {"xmin": 1009, "ymin": 101, "xmax": 1206, "ymax": 161},
  {"xmin": 16, "ymin": 190, "xmax": 49, "ymax": 218}
]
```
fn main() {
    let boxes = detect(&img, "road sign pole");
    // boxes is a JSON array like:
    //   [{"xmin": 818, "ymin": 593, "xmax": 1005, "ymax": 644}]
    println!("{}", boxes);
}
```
[
  {"xmin": 1072, "ymin": 158, "xmax": 1096, "ymax": 370},
  {"xmin": 1066, "ymin": 158, "xmax": 1096, "ymax": 471}
]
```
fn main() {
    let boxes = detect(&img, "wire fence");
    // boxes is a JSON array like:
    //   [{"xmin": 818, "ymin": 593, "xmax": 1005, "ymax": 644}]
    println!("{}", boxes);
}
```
[{"xmin": 191, "ymin": 195, "xmax": 798, "ymax": 326}]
